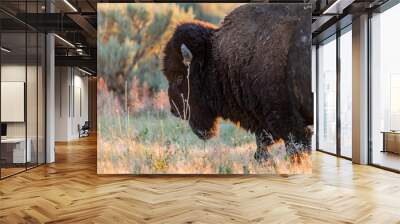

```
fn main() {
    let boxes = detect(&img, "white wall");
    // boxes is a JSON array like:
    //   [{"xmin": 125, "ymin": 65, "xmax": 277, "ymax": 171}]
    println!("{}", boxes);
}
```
[
  {"xmin": 72, "ymin": 73, "xmax": 89, "ymax": 138},
  {"xmin": 54, "ymin": 67, "xmax": 89, "ymax": 141},
  {"xmin": 1, "ymin": 82, "xmax": 25, "ymax": 122},
  {"xmin": 55, "ymin": 67, "xmax": 69, "ymax": 141},
  {"xmin": 1, "ymin": 65, "xmax": 39, "ymax": 138}
]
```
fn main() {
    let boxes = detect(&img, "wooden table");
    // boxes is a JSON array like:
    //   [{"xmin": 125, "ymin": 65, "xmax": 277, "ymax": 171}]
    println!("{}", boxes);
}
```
[{"xmin": 381, "ymin": 131, "xmax": 400, "ymax": 154}]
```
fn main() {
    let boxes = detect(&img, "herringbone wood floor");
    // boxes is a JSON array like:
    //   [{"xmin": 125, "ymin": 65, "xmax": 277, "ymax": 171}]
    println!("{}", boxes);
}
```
[{"xmin": 1, "ymin": 135, "xmax": 400, "ymax": 224}]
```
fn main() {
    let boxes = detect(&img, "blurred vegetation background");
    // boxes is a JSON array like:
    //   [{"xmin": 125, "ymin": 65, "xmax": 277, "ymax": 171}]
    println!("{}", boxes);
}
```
[{"xmin": 98, "ymin": 3, "xmax": 240, "ymax": 108}]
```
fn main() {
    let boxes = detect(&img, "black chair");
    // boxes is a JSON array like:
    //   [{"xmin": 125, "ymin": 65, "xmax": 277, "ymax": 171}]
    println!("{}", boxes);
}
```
[{"xmin": 79, "ymin": 121, "xmax": 90, "ymax": 138}]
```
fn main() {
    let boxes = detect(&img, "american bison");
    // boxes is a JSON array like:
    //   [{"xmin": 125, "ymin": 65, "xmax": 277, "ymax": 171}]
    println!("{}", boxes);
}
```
[{"xmin": 162, "ymin": 4, "xmax": 313, "ymax": 160}]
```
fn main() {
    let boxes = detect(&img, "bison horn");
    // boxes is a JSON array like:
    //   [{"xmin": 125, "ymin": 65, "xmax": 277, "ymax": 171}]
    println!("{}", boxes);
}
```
[{"xmin": 180, "ymin": 43, "xmax": 193, "ymax": 67}]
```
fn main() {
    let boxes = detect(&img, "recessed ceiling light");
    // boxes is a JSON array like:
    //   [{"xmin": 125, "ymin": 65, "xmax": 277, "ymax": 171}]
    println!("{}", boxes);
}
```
[
  {"xmin": 1, "ymin": 47, "xmax": 11, "ymax": 53},
  {"xmin": 78, "ymin": 67, "xmax": 93, "ymax": 76},
  {"xmin": 63, "ymin": 0, "xmax": 78, "ymax": 12},
  {"xmin": 54, "ymin": 34, "xmax": 75, "ymax": 48},
  {"xmin": 323, "ymin": 0, "xmax": 355, "ymax": 15}
]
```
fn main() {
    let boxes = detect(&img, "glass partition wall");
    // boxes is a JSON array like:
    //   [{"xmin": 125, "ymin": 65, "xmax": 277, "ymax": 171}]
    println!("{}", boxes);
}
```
[
  {"xmin": 370, "ymin": 3, "xmax": 400, "ymax": 171},
  {"xmin": 317, "ymin": 35, "xmax": 337, "ymax": 155},
  {"xmin": 316, "ymin": 26, "xmax": 353, "ymax": 159},
  {"xmin": 0, "ymin": 1, "xmax": 46, "ymax": 179},
  {"xmin": 339, "ymin": 27, "xmax": 352, "ymax": 159}
]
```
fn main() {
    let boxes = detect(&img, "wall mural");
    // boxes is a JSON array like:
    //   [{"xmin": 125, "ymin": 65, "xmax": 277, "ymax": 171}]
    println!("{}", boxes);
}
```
[{"xmin": 97, "ymin": 3, "xmax": 313, "ymax": 174}]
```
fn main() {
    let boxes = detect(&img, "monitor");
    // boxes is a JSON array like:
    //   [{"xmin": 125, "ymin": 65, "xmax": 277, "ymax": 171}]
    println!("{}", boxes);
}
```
[{"xmin": 1, "ymin": 123, "xmax": 7, "ymax": 137}]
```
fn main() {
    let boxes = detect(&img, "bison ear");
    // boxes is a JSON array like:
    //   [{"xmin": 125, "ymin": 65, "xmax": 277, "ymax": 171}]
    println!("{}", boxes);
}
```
[{"xmin": 180, "ymin": 43, "xmax": 193, "ymax": 67}]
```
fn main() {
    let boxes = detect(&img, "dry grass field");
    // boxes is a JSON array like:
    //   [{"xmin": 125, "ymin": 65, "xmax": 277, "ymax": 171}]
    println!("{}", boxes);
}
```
[{"xmin": 97, "ymin": 80, "xmax": 311, "ymax": 174}]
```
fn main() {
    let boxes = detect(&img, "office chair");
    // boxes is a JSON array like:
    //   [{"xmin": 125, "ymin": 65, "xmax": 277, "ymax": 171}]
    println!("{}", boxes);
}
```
[{"xmin": 79, "ymin": 121, "xmax": 90, "ymax": 138}]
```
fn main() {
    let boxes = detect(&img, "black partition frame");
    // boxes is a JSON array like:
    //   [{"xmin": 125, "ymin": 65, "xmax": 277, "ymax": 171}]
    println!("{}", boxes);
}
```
[
  {"xmin": 0, "ymin": 0, "xmax": 47, "ymax": 180},
  {"xmin": 315, "ymin": 25, "xmax": 353, "ymax": 161}
]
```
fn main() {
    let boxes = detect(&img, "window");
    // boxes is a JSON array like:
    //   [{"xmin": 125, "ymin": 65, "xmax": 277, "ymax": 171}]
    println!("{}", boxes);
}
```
[
  {"xmin": 339, "ymin": 27, "xmax": 352, "ymax": 158},
  {"xmin": 312, "ymin": 45, "xmax": 317, "ymax": 151},
  {"xmin": 370, "ymin": 3, "xmax": 400, "ymax": 171},
  {"xmin": 317, "ymin": 36, "xmax": 337, "ymax": 154}
]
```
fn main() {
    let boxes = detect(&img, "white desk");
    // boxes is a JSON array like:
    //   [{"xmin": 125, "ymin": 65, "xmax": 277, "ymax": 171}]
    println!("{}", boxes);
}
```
[{"xmin": 1, "ymin": 138, "xmax": 31, "ymax": 163}]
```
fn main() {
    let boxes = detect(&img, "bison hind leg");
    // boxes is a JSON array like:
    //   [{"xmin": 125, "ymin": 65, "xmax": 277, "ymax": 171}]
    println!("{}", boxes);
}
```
[{"xmin": 284, "ymin": 126, "xmax": 313, "ymax": 156}]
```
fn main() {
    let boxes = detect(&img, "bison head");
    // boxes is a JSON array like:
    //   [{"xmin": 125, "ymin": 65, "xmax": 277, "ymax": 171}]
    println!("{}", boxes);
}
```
[{"xmin": 162, "ymin": 22, "xmax": 219, "ymax": 140}]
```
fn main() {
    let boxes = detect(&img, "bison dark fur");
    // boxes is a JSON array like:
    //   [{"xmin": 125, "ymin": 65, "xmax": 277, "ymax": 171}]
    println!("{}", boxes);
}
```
[{"xmin": 162, "ymin": 4, "xmax": 313, "ymax": 160}]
